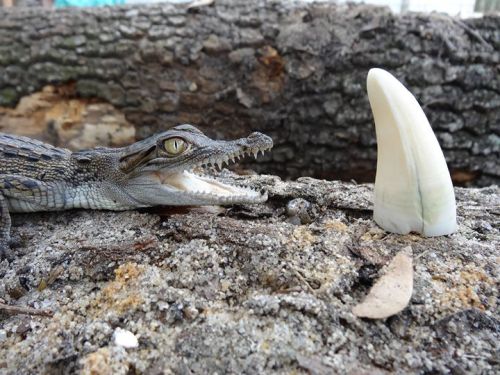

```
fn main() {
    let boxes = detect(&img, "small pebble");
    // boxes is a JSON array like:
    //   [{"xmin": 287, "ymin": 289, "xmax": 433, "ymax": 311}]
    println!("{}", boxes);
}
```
[
  {"xmin": 183, "ymin": 305, "xmax": 199, "ymax": 320},
  {"xmin": 188, "ymin": 82, "xmax": 198, "ymax": 92},
  {"xmin": 475, "ymin": 221, "xmax": 493, "ymax": 233},
  {"xmin": 113, "ymin": 328, "xmax": 139, "ymax": 349},
  {"xmin": 286, "ymin": 198, "xmax": 313, "ymax": 224},
  {"xmin": 16, "ymin": 320, "xmax": 31, "ymax": 336}
]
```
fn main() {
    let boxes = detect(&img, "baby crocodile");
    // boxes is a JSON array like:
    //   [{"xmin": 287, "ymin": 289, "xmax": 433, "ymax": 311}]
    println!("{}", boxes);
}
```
[{"xmin": 0, "ymin": 124, "xmax": 273, "ymax": 258}]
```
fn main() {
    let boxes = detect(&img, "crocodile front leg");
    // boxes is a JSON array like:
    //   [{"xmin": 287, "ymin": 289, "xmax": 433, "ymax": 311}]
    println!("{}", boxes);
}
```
[
  {"xmin": 0, "ymin": 193, "xmax": 12, "ymax": 260},
  {"xmin": 0, "ymin": 175, "xmax": 57, "ymax": 260}
]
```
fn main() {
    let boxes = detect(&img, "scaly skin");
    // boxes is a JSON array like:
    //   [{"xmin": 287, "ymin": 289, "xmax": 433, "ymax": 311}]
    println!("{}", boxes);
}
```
[{"xmin": 0, "ymin": 124, "xmax": 273, "ymax": 259}]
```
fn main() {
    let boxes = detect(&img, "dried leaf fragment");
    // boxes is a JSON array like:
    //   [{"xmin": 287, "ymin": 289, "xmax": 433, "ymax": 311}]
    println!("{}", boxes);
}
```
[{"xmin": 352, "ymin": 246, "xmax": 413, "ymax": 319}]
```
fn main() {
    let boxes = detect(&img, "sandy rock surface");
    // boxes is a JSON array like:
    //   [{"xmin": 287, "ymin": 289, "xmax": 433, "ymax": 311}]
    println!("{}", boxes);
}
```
[{"xmin": 0, "ymin": 174, "xmax": 498, "ymax": 374}]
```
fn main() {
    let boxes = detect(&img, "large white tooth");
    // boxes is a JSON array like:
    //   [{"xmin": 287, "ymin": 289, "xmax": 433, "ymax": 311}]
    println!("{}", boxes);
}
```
[{"xmin": 367, "ymin": 68, "xmax": 456, "ymax": 237}]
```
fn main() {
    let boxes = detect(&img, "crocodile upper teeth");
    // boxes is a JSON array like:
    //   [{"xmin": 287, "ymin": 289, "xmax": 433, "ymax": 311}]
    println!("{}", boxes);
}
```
[{"xmin": 367, "ymin": 68, "xmax": 457, "ymax": 237}]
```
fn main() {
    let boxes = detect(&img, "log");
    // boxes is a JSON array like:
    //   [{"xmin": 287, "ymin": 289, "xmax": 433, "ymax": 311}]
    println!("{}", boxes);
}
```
[
  {"xmin": 0, "ymin": 1, "xmax": 498, "ymax": 186},
  {"xmin": 0, "ymin": 175, "xmax": 498, "ymax": 373}
]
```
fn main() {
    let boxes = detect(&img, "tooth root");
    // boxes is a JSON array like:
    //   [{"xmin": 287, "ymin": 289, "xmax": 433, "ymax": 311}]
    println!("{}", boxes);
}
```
[{"xmin": 367, "ymin": 68, "xmax": 456, "ymax": 237}]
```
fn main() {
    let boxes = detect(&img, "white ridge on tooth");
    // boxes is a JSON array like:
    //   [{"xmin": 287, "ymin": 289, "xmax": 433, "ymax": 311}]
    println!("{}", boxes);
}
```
[{"xmin": 367, "ymin": 68, "xmax": 457, "ymax": 237}]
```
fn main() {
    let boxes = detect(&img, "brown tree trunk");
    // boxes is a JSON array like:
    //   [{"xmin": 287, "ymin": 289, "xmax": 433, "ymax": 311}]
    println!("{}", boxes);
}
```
[{"xmin": 0, "ymin": 1, "xmax": 498, "ymax": 186}]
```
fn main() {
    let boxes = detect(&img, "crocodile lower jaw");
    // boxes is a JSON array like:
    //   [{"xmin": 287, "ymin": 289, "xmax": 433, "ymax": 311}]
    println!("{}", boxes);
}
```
[{"xmin": 158, "ymin": 170, "xmax": 267, "ymax": 204}]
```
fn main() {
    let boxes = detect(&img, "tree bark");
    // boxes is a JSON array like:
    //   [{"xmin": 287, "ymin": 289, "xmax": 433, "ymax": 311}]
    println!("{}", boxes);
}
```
[
  {"xmin": 0, "ymin": 175, "xmax": 498, "ymax": 373},
  {"xmin": 0, "ymin": 1, "xmax": 498, "ymax": 186}
]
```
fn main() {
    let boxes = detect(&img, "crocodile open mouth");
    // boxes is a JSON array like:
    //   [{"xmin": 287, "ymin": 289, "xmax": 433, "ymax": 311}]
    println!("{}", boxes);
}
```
[{"xmin": 157, "ymin": 146, "xmax": 272, "ymax": 204}]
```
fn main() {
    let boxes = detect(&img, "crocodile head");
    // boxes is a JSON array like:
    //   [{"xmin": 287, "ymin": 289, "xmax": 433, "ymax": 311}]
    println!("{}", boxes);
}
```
[{"xmin": 118, "ymin": 124, "xmax": 273, "ymax": 206}]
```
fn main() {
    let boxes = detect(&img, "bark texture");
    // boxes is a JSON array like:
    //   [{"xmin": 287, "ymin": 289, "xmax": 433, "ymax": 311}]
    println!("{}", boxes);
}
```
[
  {"xmin": 0, "ymin": 1, "xmax": 499, "ymax": 186},
  {"xmin": 0, "ymin": 175, "xmax": 498, "ymax": 374}
]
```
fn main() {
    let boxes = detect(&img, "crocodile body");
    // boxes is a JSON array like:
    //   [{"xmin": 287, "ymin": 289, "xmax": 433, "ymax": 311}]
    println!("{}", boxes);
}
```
[{"xmin": 0, "ymin": 125, "xmax": 273, "ymax": 258}]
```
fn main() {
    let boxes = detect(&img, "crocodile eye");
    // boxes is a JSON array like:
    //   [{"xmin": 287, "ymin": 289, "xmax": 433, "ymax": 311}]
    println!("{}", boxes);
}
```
[{"xmin": 163, "ymin": 137, "xmax": 188, "ymax": 155}]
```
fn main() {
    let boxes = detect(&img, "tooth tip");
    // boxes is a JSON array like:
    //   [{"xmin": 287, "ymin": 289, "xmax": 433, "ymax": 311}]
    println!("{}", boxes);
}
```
[{"xmin": 367, "ymin": 67, "xmax": 387, "ymax": 80}]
